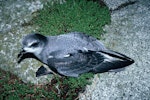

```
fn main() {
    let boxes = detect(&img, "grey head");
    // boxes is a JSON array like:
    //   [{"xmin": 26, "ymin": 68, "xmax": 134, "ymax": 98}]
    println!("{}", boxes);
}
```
[
  {"xmin": 22, "ymin": 33, "xmax": 47, "ymax": 56},
  {"xmin": 18, "ymin": 33, "xmax": 47, "ymax": 63}
]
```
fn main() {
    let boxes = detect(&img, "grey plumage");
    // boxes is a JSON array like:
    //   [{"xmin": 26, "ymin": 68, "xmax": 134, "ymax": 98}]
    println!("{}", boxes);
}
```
[{"xmin": 18, "ymin": 32, "xmax": 134, "ymax": 77}]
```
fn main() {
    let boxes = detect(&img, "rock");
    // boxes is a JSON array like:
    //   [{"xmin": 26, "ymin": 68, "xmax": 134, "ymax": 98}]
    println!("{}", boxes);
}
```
[
  {"xmin": 103, "ymin": 0, "xmax": 137, "ymax": 10},
  {"xmin": 79, "ymin": 0, "xmax": 150, "ymax": 100},
  {"xmin": 0, "ymin": 0, "xmax": 43, "ymax": 34}
]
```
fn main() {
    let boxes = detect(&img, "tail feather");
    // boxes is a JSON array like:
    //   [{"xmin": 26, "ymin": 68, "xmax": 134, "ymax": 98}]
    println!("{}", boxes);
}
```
[{"xmin": 92, "ymin": 50, "xmax": 134, "ymax": 73}]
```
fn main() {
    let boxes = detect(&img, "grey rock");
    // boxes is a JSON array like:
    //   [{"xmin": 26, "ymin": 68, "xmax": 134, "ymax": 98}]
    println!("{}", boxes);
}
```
[
  {"xmin": 103, "ymin": 0, "xmax": 137, "ymax": 10},
  {"xmin": 79, "ymin": 0, "xmax": 150, "ymax": 100},
  {"xmin": 0, "ymin": 0, "xmax": 43, "ymax": 34}
]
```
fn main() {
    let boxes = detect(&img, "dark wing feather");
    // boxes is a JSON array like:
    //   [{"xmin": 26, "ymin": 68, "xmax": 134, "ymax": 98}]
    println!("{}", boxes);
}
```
[
  {"xmin": 92, "ymin": 50, "xmax": 134, "ymax": 73},
  {"xmin": 47, "ymin": 50, "xmax": 134, "ymax": 77},
  {"xmin": 47, "ymin": 51, "xmax": 98, "ymax": 77}
]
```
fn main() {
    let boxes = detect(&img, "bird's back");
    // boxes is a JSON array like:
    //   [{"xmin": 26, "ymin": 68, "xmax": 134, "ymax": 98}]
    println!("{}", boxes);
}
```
[{"xmin": 46, "ymin": 32, "xmax": 106, "ymax": 55}]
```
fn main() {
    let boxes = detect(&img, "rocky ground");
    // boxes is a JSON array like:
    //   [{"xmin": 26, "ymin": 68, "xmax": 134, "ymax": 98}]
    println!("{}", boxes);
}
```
[{"xmin": 79, "ymin": 0, "xmax": 150, "ymax": 100}]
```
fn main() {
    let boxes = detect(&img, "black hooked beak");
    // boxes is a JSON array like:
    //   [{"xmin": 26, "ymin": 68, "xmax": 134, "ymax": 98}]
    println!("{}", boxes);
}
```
[
  {"xmin": 17, "ymin": 48, "xmax": 27, "ymax": 63},
  {"xmin": 17, "ymin": 48, "xmax": 37, "ymax": 64}
]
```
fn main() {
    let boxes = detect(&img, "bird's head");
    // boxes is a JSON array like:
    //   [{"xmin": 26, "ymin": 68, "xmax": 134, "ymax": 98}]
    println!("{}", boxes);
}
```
[
  {"xmin": 17, "ymin": 33, "xmax": 47, "ymax": 63},
  {"xmin": 22, "ymin": 33, "xmax": 47, "ymax": 54}
]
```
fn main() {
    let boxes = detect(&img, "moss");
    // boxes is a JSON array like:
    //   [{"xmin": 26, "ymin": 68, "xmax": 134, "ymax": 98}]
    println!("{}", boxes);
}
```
[
  {"xmin": 44, "ymin": 73, "xmax": 94, "ymax": 100},
  {"xmin": 0, "ymin": 68, "xmax": 93, "ymax": 100},
  {"xmin": 32, "ymin": 0, "xmax": 110, "ymax": 38}
]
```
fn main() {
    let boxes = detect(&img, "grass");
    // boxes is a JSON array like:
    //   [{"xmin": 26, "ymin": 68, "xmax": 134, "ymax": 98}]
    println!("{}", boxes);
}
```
[
  {"xmin": 31, "ymin": 0, "xmax": 110, "ymax": 38},
  {"xmin": 1, "ymin": 0, "xmax": 110, "ymax": 99},
  {"xmin": 0, "ymin": 68, "xmax": 93, "ymax": 100}
]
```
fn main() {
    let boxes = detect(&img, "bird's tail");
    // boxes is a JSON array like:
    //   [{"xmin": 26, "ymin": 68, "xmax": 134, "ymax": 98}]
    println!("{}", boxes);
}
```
[{"xmin": 90, "ymin": 50, "xmax": 134, "ymax": 73}]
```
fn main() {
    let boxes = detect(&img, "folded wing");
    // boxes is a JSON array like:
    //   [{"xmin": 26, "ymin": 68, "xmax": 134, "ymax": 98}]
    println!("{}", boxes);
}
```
[{"xmin": 47, "ymin": 50, "xmax": 134, "ymax": 77}]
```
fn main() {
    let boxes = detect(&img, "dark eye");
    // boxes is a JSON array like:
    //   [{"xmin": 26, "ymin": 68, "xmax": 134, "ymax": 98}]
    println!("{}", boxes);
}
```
[{"xmin": 31, "ymin": 42, "xmax": 39, "ymax": 47}]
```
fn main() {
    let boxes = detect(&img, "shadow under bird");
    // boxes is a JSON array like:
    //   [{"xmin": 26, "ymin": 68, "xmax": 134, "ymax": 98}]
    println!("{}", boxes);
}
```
[{"xmin": 17, "ymin": 32, "xmax": 134, "ymax": 77}]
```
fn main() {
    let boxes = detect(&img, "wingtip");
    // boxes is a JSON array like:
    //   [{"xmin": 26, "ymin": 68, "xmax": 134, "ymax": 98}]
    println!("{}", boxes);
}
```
[{"xmin": 128, "ymin": 58, "xmax": 135, "ymax": 65}]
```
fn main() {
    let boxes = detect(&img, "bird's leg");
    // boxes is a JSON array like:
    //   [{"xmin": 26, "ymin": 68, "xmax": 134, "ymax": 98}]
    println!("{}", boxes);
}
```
[
  {"xmin": 36, "ymin": 65, "xmax": 62, "ymax": 78},
  {"xmin": 36, "ymin": 65, "xmax": 53, "ymax": 77}
]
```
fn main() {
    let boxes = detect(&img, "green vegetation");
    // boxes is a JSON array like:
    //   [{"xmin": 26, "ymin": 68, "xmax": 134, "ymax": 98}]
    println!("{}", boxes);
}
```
[
  {"xmin": 32, "ymin": 0, "xmax": 110, "ymax": 38},
  {"xmin": 0, "ymin": 69, "xmax": 93, "ymax": 100},
  {"xmin": 1, "ymin": 0, "xmax": 110, "ymax": 99}
]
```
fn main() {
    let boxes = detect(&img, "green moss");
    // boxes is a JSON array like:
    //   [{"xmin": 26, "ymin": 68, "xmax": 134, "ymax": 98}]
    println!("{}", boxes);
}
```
[
  {"xmin": 32, "ymin": 0, "xmax": 110, "ymax": 38},
  {"xmin": 64, "ymin": 73, "xmax": 94, "ymax": 89},
  {"xmin": 0, "ymin": 68, "xmax": 94, "ymax": 100},
  {"xmin": 51, "ymin": 73, "xmax": 94, "ymax": 99}
]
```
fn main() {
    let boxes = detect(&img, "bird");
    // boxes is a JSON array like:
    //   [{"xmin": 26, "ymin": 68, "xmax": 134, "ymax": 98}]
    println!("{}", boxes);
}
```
[{"xmin": 17, "ymin": 32, "xmax": 134, "ymax": 77}]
